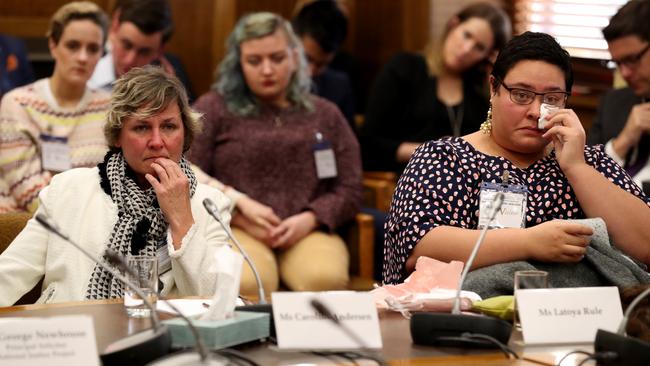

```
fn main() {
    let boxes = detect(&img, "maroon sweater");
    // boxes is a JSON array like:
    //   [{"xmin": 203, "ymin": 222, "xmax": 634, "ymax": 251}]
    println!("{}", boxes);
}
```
[{"xmin": 190, "ymin": 92, "xmax": 362, "ymax": 230}]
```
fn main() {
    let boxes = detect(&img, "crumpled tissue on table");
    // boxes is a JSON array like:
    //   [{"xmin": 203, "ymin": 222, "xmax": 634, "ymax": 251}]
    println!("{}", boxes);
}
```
[{"xmin": 371, "ymin": 256, "xmax": 481, "ymax": 317}]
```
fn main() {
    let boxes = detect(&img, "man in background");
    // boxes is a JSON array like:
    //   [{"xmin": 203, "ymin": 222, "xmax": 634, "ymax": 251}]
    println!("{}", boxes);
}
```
[
  {"xmin": 589, "ymin": 0, "xmax": 650, "ymax": 194},
  {"xmin": 292, "ymin": 0, "xmax": 355, "ymax": 129},
  {"xmin": 88, "ymin": 0, "xmax": 193, "ymax": 100}
]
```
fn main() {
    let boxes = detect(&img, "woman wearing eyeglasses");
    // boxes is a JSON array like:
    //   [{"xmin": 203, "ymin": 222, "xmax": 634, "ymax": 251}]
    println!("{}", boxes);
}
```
[{"xmin": 383, "ymin": 32, "xmax": 650, "ymax": 295}]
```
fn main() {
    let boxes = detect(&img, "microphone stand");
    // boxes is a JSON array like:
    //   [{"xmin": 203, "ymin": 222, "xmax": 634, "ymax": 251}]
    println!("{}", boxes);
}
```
[
  {"xmin": 594, "ymin": 286, "xmax": 650, "ymax": 365},
  {"xmin": 410, "ymin": 193, "xmax": 514, "ymax": 349},
  {"xmin": 202, "ymin": 198, "xmax": 266, "ymax": 304},
  {"xmin": 203, "ymin": 198, "xmax": 275, "ymax": 337},
  {"xmin": 310, "ymin": 298, "xmax": 388, "ymax": 366},
  {"xmin": 35, "ymin": 214, "xmax": 171, "ymax": 365},
  {"xmin": 36, "ymin": 214, "xmax": 226, "ymax": 366}
]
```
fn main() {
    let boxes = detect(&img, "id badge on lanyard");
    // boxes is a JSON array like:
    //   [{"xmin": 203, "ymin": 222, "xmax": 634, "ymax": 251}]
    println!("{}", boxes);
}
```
[
  {"xmin": 478, "ymin": 171, "xmax": 528, "ymax": 229},
  {"xmin": 40, "ymin": 134, "xmax": 71, "ymax": 172},
  {"xmin": 313, "ymin": 132, "xmax": 337, "ymax": 179}
]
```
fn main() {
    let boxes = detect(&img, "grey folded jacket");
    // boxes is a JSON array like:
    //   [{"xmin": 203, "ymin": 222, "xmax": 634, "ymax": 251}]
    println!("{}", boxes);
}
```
[{"xmin": 463, "ymin": 218, "xmax": 650, "ymax": 298}]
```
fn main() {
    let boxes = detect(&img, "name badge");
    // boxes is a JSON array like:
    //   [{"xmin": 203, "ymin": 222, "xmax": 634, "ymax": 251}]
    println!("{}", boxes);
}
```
[
  {"xmin": 40, "ymin": 134, "xmax": 71, "ymax": 172},
  {"xmin": 516, "ymin": 287, "xmax": 623, "ymax": 344},
  {"xmin": 0, "ymin": 315, "xmax": 99, "ymax": 366},
  {"xmin": 272, "ymin": 292, "xmax": 382, "ymax": 349},
  {"xmin": 313, "ymin": 132, "xmax": 337, "ymax": 179},
  {"xmin": 156, "ymin": 239, "xmax": 171, "ymax": 275},
  {"xmin": 478, "ymin": 182, "xmax": 527, "ymax": 229}
]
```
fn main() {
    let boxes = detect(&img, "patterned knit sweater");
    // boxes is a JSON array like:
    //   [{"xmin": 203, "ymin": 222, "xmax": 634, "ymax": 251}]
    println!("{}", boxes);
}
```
[{"xmin": 0, "ymin": 78, "xmax": 110, "ymax": 212}]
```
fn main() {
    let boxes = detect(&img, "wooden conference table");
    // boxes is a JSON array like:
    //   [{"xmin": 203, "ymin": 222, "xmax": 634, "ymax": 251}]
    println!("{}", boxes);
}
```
[{"xmin": 0, "ymin": 299, "xmax": 593, "ymax": 365}]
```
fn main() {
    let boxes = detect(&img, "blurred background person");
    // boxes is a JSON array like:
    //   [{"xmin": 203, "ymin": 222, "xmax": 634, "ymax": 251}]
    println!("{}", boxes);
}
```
[
  {"xmin": 189, "ymin": 12, "xmax": 361, "ymax": 296},
  {"xmin": 0, "ymin": 33, "xmax": 35, "ymax": 99},
  {"xmin": 0, "ymin": 1, "xmax": 110, "ymax": 213},
  {"xmin": 589, "ymin": 0, "xmax": 650, "ymax": 194},
  {"xmin": 292, "ymin": 0, "xmax": 355, "ymax": 129},
  {"xmin": 360, "ymin": 2, "xmax": 511, "ymax": 174},
  {"xmin": 0, "ymin": 66, "xmax": 233, "ymax": 305},
  {"xmin": 88, "ymin": 0, "xmax": 194, "ymax": 101}
]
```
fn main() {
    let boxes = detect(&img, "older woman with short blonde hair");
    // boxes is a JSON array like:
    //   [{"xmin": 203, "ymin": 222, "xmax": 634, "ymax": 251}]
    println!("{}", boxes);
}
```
[{"xmin": 0, "ymin": 66, "xmax": 235, "ymax": 306}]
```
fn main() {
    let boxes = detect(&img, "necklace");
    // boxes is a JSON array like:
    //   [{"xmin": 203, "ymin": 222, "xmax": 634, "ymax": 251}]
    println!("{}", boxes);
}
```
[{"xmin": 445, "ymin": 103, "xmax": 464, "ymax": 137}]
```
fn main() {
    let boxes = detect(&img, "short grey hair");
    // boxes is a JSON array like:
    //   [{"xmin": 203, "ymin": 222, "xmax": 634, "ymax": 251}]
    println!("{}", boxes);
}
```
[
  {"xmin": 214, "ymin": 12, "xmax": 313, "ymax": 117},
  {"xmin": 104, "ymin": 65, "xmax": 201, "ymax": 152}
]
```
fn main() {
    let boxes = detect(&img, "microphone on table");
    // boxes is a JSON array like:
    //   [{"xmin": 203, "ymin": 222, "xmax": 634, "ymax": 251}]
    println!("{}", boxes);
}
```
[
  {"xmin": 202, "ymin": 198, "xmax": 274, "ymax": 336},
  {"xmin": 410, "ymin": 192, "xmax": 514, "ymax": 349},
  {"xmin": 202, "ymin": 198, "xmax": 266, "ymax": 305},
  {"xmin": 310, "ymin": 298, "xmax": 387, "ymax": 366},
  {"xmin": 594, "ymin": 286, "xmax": 650, "ymax": 365},
  {"xmin": 36, "ymin": 214, "xmax": 225, "ymax": 366}
]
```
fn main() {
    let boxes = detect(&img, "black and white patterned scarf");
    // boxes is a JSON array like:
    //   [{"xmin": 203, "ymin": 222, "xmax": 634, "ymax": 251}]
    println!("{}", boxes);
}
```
[{"xmin": 85, "ymin": 151, "xmax": 197, "ymax": 299}]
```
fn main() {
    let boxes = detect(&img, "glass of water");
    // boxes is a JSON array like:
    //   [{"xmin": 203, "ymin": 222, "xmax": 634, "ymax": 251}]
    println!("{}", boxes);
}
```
[
  {"xmin": 124, "ymin": 255, "xmax": 158, "ymax": 318},
  {"xmin": 513, "ymin": 270, "xmax": 548, "ymax": 329}
]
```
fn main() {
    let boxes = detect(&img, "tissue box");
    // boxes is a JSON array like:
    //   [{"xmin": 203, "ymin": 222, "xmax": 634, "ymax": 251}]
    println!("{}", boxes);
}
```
[{"xmin": 164, "ymin": 311, "xmax": 270, "ymax": 349}]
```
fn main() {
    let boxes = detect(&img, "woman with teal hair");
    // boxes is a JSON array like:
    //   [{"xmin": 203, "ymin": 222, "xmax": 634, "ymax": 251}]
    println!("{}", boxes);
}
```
[{"xmin": 190, "ymin": 12, "xmax": 362, "ymax": 296}]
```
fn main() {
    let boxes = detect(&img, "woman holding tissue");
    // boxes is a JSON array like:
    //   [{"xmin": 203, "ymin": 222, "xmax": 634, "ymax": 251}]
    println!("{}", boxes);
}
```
[
  {"xmin": 383, "ymin": 32, "xmax": 650, "ymax": 297},
  {"xmin": 189, "ymin": 12, "xmax": 362, "ymax": 296},
  {"xmin": 0, "ymin": 66, "xmax": 235, "ymax": 306}
]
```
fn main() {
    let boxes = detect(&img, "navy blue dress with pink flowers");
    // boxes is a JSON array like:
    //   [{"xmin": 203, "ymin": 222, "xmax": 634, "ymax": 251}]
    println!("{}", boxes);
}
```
[{"xmin": 383, "ymin": 137, "xmax": 650, "ymax": 284}]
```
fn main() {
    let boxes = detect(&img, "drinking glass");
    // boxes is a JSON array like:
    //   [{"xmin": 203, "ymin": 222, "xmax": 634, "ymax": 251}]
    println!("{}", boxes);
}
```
[
  {"xmin": 513, "ymin": 270, "xmax": 548, "ymax": 329},
  {"xmin": 124, "ymin": 255, "xmax": 158, "ymax": 318}
]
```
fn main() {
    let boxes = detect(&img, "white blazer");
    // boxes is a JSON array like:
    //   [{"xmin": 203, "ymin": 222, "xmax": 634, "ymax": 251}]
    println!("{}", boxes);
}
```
[{"xmin": 0, "ymin": 167, "xmax": 233, "ymax": 306}]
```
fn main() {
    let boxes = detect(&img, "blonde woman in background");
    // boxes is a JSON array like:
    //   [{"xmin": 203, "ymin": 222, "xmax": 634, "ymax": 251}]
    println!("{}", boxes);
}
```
[
  {"xmin": 360, "ymin": 2, "xmax": 511, "ymax": 174},
  {"xmin": 0, "ymin": 2, "xmax": 110, "ymax": 212}
]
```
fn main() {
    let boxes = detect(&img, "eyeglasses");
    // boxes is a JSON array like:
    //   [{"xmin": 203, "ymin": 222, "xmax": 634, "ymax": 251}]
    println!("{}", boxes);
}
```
[
  {"xmin": 497, "ymin": 78, "xmax": 569, "ymax": 107},
  {"xmin": 606, "ymin": 44, "xmax": 650, "ymax": 69}
]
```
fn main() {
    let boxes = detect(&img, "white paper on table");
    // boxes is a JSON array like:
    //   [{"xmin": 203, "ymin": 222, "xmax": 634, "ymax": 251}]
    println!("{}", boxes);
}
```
[{"xmin": 156, "ymin": 298, "xmax": 245, "ymax": 317}]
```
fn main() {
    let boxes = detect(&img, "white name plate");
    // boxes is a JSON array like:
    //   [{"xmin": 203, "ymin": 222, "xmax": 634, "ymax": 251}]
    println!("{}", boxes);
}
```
[
  {"xmin": 517, "ymin": 287, "xmax": 623, "ymax": 344},
  {"xmin": 272, "ymin": 291, "xmax": 382, "ymax": 350},
  {"xmin": 0, "ymin": 315, "xmax": 99, "ymax": 366}
]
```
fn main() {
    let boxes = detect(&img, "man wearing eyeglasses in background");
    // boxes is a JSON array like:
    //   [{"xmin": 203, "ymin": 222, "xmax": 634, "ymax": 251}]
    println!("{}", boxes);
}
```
[{"xmin": 589, "ymin": 0, "xmax": 650, "ymax": 194}]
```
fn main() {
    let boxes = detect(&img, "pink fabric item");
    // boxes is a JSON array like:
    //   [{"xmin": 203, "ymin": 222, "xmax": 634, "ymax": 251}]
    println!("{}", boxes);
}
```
[
  {"xmin": 382, "ymin": 257, "xmax": 464, "ymax": 295},
  {"xmin": 372, "ymin": 257, "xmax": 479, "ymax": 313}
]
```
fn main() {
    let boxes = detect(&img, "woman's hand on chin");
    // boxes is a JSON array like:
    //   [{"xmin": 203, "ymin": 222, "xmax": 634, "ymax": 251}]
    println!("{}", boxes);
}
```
[
  {"xmin": 525, "ymin": 220, "xmax": 593, "ymax": 263},
  {"xmin": 145, "ymin": 158, "xmax": 194, "ymax": 248},
  {"xmin": 542, "ymin": 108, "xmax": 587, "ymax": 174}
]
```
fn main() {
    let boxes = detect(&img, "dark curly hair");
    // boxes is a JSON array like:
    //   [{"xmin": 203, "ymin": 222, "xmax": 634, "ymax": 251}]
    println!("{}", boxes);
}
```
[{"xmin": 490, "ymin": 31, "xmax": 573, "ymax": 94}]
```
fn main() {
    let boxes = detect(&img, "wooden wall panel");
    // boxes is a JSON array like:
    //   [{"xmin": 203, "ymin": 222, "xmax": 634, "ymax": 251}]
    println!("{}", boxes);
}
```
[
  {"xmin": 0, "ymin": 0, "xmax": 435, "ymax": 104},
  {"xmin": 0, "ymin": 0, "xmax": 110, "ymax": 37},
  {"xmin": 166, "ymin": 0, "xmax": 218, "ymax": 95}
]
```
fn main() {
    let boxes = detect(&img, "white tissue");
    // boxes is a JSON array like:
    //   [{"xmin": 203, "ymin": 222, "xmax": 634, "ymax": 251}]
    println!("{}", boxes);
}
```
[
  {"xmin": 538, "ymin": 103, "xmax": 558, "ymax": 129},
  {"xmin": 199, "ymin": 246, "xmax": 244, "ymax": 321}
]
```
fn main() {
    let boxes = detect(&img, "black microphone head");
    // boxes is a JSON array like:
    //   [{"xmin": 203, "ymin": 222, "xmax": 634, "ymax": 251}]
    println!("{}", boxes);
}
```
[
  {"xmin": 594, "ymin": 329, "xmax": 650, "ymax": 366},
  {"xmin": 104, "ymin": 249, "xmax": 137, "ymax": 278},
  {"xmin": 310, "ymin": 299, "xmax": 340, "ymax": 324},
  {"xmin": 35, "ymin": 213, "xmax": 58, "ymax": 233},
  {"xmin": 35, "ymin": 213, "xmax": 73, "ymax": 242}
]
